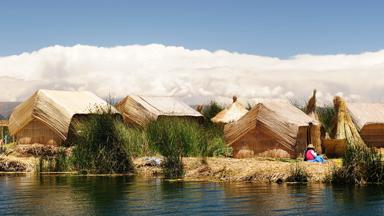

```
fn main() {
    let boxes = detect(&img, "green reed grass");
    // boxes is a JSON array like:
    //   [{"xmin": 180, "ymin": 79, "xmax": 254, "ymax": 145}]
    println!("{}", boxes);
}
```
[
  {"xmin": 332, "ymin": 145, "xmax": 384, "ymax": 184},
  {"xmin": 70, "ymin": 107, "xmax": 134, "ymax": 174},
  {"xmin": 317, "ymin": 105, "xmax": 335, "ymax": 135},
  {"xmin": 146, "ymin": 117, "xmax": 228, "ymax": 178}
]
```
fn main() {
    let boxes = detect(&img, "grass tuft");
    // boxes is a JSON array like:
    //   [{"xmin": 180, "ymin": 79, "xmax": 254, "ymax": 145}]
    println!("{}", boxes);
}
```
[{"xmin": 287, "ymin": 163, "xmax": 309, "ymax": 183}]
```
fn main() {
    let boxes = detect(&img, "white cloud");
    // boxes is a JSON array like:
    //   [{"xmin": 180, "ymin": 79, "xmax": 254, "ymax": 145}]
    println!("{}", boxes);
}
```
[{"xmin": 1, "ymin": 44, "xmax": 384, "ymax": 104}]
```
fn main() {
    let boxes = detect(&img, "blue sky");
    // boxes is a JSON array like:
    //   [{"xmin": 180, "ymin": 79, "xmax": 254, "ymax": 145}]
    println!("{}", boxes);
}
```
[{"xmin": 1, "ymin": 0, "xmax": 384, "ymax": 57}]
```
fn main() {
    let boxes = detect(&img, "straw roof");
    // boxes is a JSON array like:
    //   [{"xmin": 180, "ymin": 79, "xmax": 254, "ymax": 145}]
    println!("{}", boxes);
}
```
[
  {"xmin": 211, "ymin": 99, "xmax": 248, "ymax": 124},
  {"xmin": 225, "ymin": 100, "xmax": 318, "ymax": 150},
  {"xmin": 116, "ymin": 95, "xmax": 203, "ymax": 126},
  {"xmin": 348, "ymin": 103, "xmax": 384, "ymax": 130},
  {"xmin": 8, "ymin": 89, "xmax": 116, "ymax": 140}
]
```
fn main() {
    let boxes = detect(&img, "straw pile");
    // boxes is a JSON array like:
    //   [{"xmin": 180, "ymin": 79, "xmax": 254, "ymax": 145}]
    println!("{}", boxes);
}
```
[
  {"xmin": 0, "ymin": 155, "xmax": 35, "ymax": 172},
  {"xmin": 305, "ymin": 89, "xmax": 319, "ymax": 120},
  {"xmin": 331, "ymin": 96, "xmax": 365, "ymax": 147},
  {"xmin": 14, "ymin": 144, "xmax": 64, "ymax": 157}
]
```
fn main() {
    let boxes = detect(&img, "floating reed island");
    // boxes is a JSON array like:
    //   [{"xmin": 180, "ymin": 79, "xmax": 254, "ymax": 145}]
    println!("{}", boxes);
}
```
[{"xmin": 0, "ymin": 89, "xmax": 384, "ymax": 184}]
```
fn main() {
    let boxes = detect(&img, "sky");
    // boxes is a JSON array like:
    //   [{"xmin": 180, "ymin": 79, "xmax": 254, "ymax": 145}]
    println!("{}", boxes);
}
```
[
  {"xmin": 1, "ymin": 0, "xmax": 384, "ymax": 57},
  {"xmin": 0, "ymin": 0, "xmax": 384, "ymax": 103}
]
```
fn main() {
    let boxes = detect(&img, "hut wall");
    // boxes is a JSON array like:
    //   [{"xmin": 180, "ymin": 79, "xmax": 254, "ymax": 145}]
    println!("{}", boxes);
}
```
[
  {"xmin": 296, "ymin": 125, "xmax": 322, "ymax": 155},
  {"xmin": 15, "ymin": 119, "xmax": 62, "ymax": 145},
  {"xmin": 231, "ymin": 126, "xmax": 292, "ymax": 159},
  {"xmin": 360, "ymin": 124, "xmax": 384, "ymax": 148}
]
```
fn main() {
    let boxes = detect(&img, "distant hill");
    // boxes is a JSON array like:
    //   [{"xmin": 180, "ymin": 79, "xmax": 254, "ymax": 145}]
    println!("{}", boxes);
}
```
[{"xmin": 0, "ymin": 102, "xmax": 20, "ymax": 119}]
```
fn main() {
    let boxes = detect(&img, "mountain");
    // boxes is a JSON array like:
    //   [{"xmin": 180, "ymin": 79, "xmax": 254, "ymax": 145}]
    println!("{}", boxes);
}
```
[{"xmin": 0, "ymin": 102, "xmax": 20, "ymax": 119}]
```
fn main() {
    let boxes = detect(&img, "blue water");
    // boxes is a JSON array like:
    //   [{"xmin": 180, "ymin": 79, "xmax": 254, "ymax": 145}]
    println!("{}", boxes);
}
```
[{"xmin": 0, "ymin": 174, "xmax": 383, "ymax": 215}]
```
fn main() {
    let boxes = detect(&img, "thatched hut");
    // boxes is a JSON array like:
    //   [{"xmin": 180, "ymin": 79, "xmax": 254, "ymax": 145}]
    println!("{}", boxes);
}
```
[
  {"xmin": 8, "ymin": 89, "xmax": 117, "ymax": 145},
  {"xmin": 211, "ymin": 96, "xmax": 248, "ymax": 124},
  {"xmin": 224, "ymin": 100, "xmax": 320, "ymax": 158},
  {"xmin": 348, "ymin": 103, "xmax": 384, "ymax": 148},
  {"xmin": 115, "ymin": 95, "xmax": 204, "ymax": 127}
]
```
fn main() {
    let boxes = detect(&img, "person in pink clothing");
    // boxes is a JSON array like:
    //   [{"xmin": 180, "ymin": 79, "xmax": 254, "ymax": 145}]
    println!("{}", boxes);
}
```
[{"xmin": 304, "ymin": 144, "xmax": 325, "ymax": 162}]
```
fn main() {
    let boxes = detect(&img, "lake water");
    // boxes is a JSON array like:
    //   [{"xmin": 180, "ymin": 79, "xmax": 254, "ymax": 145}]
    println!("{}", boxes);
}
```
[{"xmin": 0, "ymin": 174, "xmax": 383, "ymax": 216}]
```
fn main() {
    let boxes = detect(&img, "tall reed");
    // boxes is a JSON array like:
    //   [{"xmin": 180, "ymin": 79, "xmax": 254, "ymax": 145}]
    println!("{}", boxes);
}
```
[
  {"xmin": 332, "ymin": 145, "xmax": 384, "ymax": 184},
  {"xmin": 146, "ymin": 117, "xmax": 229, "ymax": 178},
  {"xmin": 317, "ymin": 105, "xmax": 335, "ymax": 134},
  {"xmin": 70, "ymin": 107, "xmax": 134, "ymax": 174}
]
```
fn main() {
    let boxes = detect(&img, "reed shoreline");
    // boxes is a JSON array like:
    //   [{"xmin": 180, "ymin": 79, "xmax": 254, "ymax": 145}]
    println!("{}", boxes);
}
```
[
  {"xmin": 134, "ymin": 157, "xmax": 338, "ymax": 183},
  {"xmin": 0, "ymin": 154, "xmax": 338, "ymax": 183}
]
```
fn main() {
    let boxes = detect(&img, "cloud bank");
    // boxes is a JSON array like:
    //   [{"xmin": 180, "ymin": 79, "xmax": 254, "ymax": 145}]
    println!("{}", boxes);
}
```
[{"xmin": 1, "ymin": 44, "xmax": 384, "ymax": 104}]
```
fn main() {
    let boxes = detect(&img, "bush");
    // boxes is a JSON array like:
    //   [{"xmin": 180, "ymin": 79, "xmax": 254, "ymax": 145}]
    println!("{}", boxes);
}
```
[
  {"xmin": 332, "ymin": 145, "xmax": 384, "ymax": 184},
  {"xmin": 200, "ymin": 124, "xmax": 227, "ymax": 157},
  {"xmin": 201, "ymin": 101, "xmax": 224, "ymax": 120},
  {"xmin": 287, "ymin": 163, "xmax": 309, "ymax": 182},
  {"xmin": 317, "ymin": 105, "xmax": 335, "ymax": 134},
  {"xmin": 54, "ymin": 147, "xmax": 70, "ymax": 172},
  {"xmin": 70, "ymin": 108, "xmax": 134, "ymax": 174}
]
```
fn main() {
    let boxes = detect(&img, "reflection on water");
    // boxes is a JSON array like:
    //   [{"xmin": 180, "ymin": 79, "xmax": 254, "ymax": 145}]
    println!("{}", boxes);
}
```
[{"xmin": 0, "ymin": 174, "xmax": 383, "ymax": 215}]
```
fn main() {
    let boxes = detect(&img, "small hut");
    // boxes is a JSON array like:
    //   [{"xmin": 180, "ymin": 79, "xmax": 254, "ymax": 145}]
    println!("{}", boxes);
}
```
[
  {"xmin": 115, "ymin": 96, "xmax": 204, "ymax": 127},
  {"xmin": 348, "ymin": 103, "xmax": 384, "ymax": 148},
  {"xmin": 211, "ymin": 96, "xmax": 248, "ymax": 124},
  {"xmin": 224, "ymin": 100, "xmax": 320, "ymax": 158},
  {"xmin": 8, "ymin": 89, "xmax": 117, "ymax": 145}
]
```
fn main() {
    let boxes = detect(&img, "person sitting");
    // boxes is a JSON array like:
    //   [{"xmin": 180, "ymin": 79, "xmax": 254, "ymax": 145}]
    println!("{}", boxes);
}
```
[{"xmin": 304, "ymin": 144, "xmax": 325, "ymax": 163}]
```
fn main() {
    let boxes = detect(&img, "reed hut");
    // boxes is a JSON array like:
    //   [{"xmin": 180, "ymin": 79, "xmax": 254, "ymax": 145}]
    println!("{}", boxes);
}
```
[
  {"xmin": 224, "ymin": 100, "xmax": 320, "ymax": 158},
  {"xmin": 115, "ymin": 95, "xmax": 204, "ymax": 127},
  {"xmin": 211, "ymin": 96, "xmax": 248, "ymax": 124},
  {"xmin": 8, "ymin": 89, "xmax": 117, "ymax": 146},
  {"xmin": 348, "ymin": 103, "xmax": 384, "ymax": 148}
]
